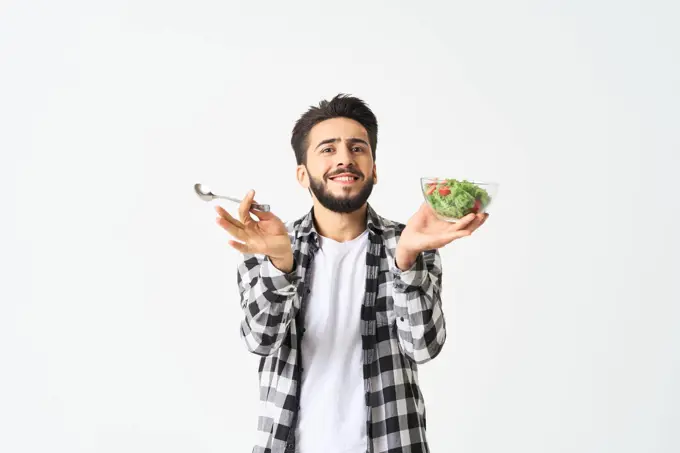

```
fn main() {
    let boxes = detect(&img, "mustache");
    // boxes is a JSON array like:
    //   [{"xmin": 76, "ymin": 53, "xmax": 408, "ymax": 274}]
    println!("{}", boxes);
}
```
[{"xmin": 326, "ymin": 169, "xmax": 364, "ymax": 179}]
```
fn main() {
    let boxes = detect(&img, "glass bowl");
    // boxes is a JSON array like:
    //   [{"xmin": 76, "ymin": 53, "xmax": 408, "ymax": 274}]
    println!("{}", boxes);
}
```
[{"xmin": 421, "ymin": 177, "xmax": 499, "ymax": 222}]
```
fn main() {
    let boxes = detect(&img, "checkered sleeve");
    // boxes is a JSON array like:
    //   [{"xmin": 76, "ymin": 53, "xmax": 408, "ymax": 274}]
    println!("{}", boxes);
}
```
[
  {"xmin": 237, "ymin": 253, "xmax": 301, "ymax": 356},
  {"xmin": 390, "ymin": 248, "xmax": 447, "ymax": 364}
]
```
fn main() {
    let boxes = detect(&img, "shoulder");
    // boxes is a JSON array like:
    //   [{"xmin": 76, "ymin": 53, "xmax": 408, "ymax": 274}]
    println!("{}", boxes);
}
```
[
  {"xmin": 366, "ymin": 204, "xmax": 404, "ymax": 233},
  {"xmin": 376, "ymin": 214, "xmax": 406, "ymax": 232},
  {"xmin": 369, "ymin": 210, "xmax": 406, "ymax": 255},
  {"xmin": 284, "ymin": 213, "xmax": 308, "ymax": 235},
  {"xmin": 283, "ymin": 210, "xmax": 314, "ymax": 246}
]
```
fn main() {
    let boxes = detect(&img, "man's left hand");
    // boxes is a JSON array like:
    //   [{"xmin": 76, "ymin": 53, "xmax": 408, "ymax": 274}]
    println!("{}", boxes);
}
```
[{"xmin": 395, "ymin": 202, "xmax": 489, "ymax": 270}]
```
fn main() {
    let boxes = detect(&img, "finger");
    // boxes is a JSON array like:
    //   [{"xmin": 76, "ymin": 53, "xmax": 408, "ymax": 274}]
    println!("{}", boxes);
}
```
[
  {"xmin": 477, "ymin": 213, "xmax": 489, "ymax": 229},
  {"xmin": 452, "ymin": 213, "xmax": 477, "ymax": 231},
  {"xmin": 462, "ymin": 213, "xmax": 490, "ymax": 235},
  {"xmin": 228, "ymin": 239, "xmax": 249, "ymax": 254},
  {"xmin": 215, "ymin": 205, "xmax": 245, "ymax": 229},
  {"xmin": 239, "ymin": 190, "xmax": 256, "ymax": 225},
  {"xmin": 216, "ymin": 216, "xmax": 247, "ymax": 242},
  {"xmin": 465, "ymin": 213, "xmax": 486, "ymax": 233}
]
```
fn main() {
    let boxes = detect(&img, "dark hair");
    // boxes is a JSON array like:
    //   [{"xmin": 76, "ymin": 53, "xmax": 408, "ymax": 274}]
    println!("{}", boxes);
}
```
[{"xmin": 291, "ymin": 94, "xmax": 378, "ymax": 165}]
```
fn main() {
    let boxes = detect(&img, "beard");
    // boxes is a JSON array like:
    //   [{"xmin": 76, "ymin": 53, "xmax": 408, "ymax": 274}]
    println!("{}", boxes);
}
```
[{"xmin": 307, "ymin": 167, "xmax": 374, "ymax": 214}]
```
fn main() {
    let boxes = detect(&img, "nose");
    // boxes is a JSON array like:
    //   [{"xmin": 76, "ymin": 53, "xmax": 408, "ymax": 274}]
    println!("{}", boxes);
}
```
[{"xmin": 334, "ymin": 144, "xmax": 356, "ymax": 167}]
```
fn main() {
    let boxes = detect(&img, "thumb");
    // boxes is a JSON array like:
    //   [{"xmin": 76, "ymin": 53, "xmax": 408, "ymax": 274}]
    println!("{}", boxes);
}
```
[
  {"xmin": 250, "ymin": 208, "xmax": 276, "ymax": 221},
  {"xmin": 239, "ymin": 190, "xmax": 256, "ymax": 225}
]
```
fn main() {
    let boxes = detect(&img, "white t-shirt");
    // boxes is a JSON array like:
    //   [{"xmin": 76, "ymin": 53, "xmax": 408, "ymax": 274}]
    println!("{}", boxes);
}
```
[{"xmin": 295, "ymin": 229, "xmax": 369, "ymax": 453}]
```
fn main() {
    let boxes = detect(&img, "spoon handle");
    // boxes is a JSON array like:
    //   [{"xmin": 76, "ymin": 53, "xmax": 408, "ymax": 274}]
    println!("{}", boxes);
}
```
[{"xmin": 215, "ymin": 195, "xmax": 270, "ymax": 212}]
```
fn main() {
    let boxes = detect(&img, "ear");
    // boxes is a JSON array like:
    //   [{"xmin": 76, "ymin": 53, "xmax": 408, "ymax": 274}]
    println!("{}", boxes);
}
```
[
  {"xmin": 296, "ymin": 165, "xmax": 310, "ymax": 189},
  {"xmin": 372, "ymin": 164, "xmax": 378, "ymax": 184}
]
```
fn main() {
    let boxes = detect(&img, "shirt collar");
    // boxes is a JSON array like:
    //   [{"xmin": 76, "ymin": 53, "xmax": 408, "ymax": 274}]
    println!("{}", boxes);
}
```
[{"xmin": 297, "ymin": 203, "xmax": 385, "ymax": 244}]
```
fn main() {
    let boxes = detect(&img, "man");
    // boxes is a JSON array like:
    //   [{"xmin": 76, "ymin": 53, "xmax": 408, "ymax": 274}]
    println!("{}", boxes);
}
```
[{"xmin": 215, "ymin": 94, "xmax": 488, "ymax": 453}]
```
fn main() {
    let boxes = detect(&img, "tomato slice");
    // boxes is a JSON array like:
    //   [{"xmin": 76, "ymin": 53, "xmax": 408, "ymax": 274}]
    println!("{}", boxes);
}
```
[
  {"xmin": 438, "ymin": 187, "xmax": 451, "ymax": 196},
  {"xmin": 471, "ymin": 199, "xmax": 481, "ymax": 213}
]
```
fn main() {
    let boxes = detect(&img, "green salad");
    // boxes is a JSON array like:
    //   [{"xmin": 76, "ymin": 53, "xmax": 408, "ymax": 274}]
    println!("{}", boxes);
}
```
[{"xmin": 425, "ymin": 179, "xmax": 491, "ymax": 219}]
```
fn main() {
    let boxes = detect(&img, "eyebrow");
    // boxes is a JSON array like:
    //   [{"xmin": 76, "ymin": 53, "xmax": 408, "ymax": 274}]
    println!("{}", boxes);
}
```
[{"xmin": 314, "ymin": 137, "xmax": 370, "ymax": 149}]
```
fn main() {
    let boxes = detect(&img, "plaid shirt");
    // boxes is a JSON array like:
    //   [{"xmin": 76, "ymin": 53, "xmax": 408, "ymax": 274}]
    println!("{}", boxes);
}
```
[{"xmin": 236, "ymin": 204, "xmax": 446, "ymax": 453}]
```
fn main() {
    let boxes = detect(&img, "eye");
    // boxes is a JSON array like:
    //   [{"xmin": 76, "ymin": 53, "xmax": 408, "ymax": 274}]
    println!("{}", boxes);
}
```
[
  {"xmin": 321, "ymin": 147, "xmax": 333, "ymax": 154},
  {"xmin": 352, "ymin": 146, "xmax": 363, "ymax": 153}
]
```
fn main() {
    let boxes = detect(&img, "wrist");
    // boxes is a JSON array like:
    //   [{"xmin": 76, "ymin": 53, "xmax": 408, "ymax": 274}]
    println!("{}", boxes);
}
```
[
  {"xmin": 270, "ymin": 254, "xmax": 294, "ymax": 274},
  {"xmin": 395, "ymin": 246, "xmax": 419, "ymax": 271}
]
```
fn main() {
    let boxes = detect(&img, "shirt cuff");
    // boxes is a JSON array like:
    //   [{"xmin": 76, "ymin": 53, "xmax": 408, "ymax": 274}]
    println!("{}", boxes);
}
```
[
  {"xmin": 390, "ymin": 252, "xmax": 427, "ymax": 292},
  {"xmin": 260, "ymin": 256, "xmax": 300, "ymax": 293}
]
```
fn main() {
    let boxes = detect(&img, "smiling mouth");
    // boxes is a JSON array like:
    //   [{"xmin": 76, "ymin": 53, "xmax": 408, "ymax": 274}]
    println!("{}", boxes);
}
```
[{"xmin": 329, "ymin": 175, "xmax": 360, "ymax": 183}]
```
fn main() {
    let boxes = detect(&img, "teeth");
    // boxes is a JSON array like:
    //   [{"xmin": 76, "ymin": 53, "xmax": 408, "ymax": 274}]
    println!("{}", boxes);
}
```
[{"xmin": 332, "ymin": 176, "xmax": 356, "ymax": 182}]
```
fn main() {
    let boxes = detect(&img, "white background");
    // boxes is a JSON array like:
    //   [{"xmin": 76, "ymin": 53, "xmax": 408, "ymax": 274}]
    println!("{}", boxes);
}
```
[{"xmin": 1, "ymin": 1, "xmax": 679, "ymax": 452}]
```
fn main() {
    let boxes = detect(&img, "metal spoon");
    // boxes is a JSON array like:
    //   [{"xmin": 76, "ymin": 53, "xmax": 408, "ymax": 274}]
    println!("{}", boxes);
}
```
[{"xmin": 194, "ymin": 183, "xmax": 270, "ymax": 212}]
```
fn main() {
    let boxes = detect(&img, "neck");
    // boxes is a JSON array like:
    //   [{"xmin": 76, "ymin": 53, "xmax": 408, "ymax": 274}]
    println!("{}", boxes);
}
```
[{"xmin": 311, "ymin": 201, "xmax": 368, "ymax": 242}]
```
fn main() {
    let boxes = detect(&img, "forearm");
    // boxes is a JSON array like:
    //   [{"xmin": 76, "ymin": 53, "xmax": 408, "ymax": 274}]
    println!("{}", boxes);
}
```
[
  {"xmin": 238, "ymin": 255, "xmax": 300, "ymax": 356},
  {"xmin": 391, "ymin": 250, "xmax": 447, "ymax": 363}
]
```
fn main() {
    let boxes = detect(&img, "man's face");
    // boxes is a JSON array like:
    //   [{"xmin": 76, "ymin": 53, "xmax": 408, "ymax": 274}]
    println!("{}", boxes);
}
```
[{"xmin": 297, "ymin": 117, "xmax": 377, "ymax": 214}]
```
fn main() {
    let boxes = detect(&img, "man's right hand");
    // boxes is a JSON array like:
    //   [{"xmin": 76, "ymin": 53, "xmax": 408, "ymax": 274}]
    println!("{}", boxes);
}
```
[{"xmin": 215, "ymin": 189, "xmax": 294, "ymax": 273}]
